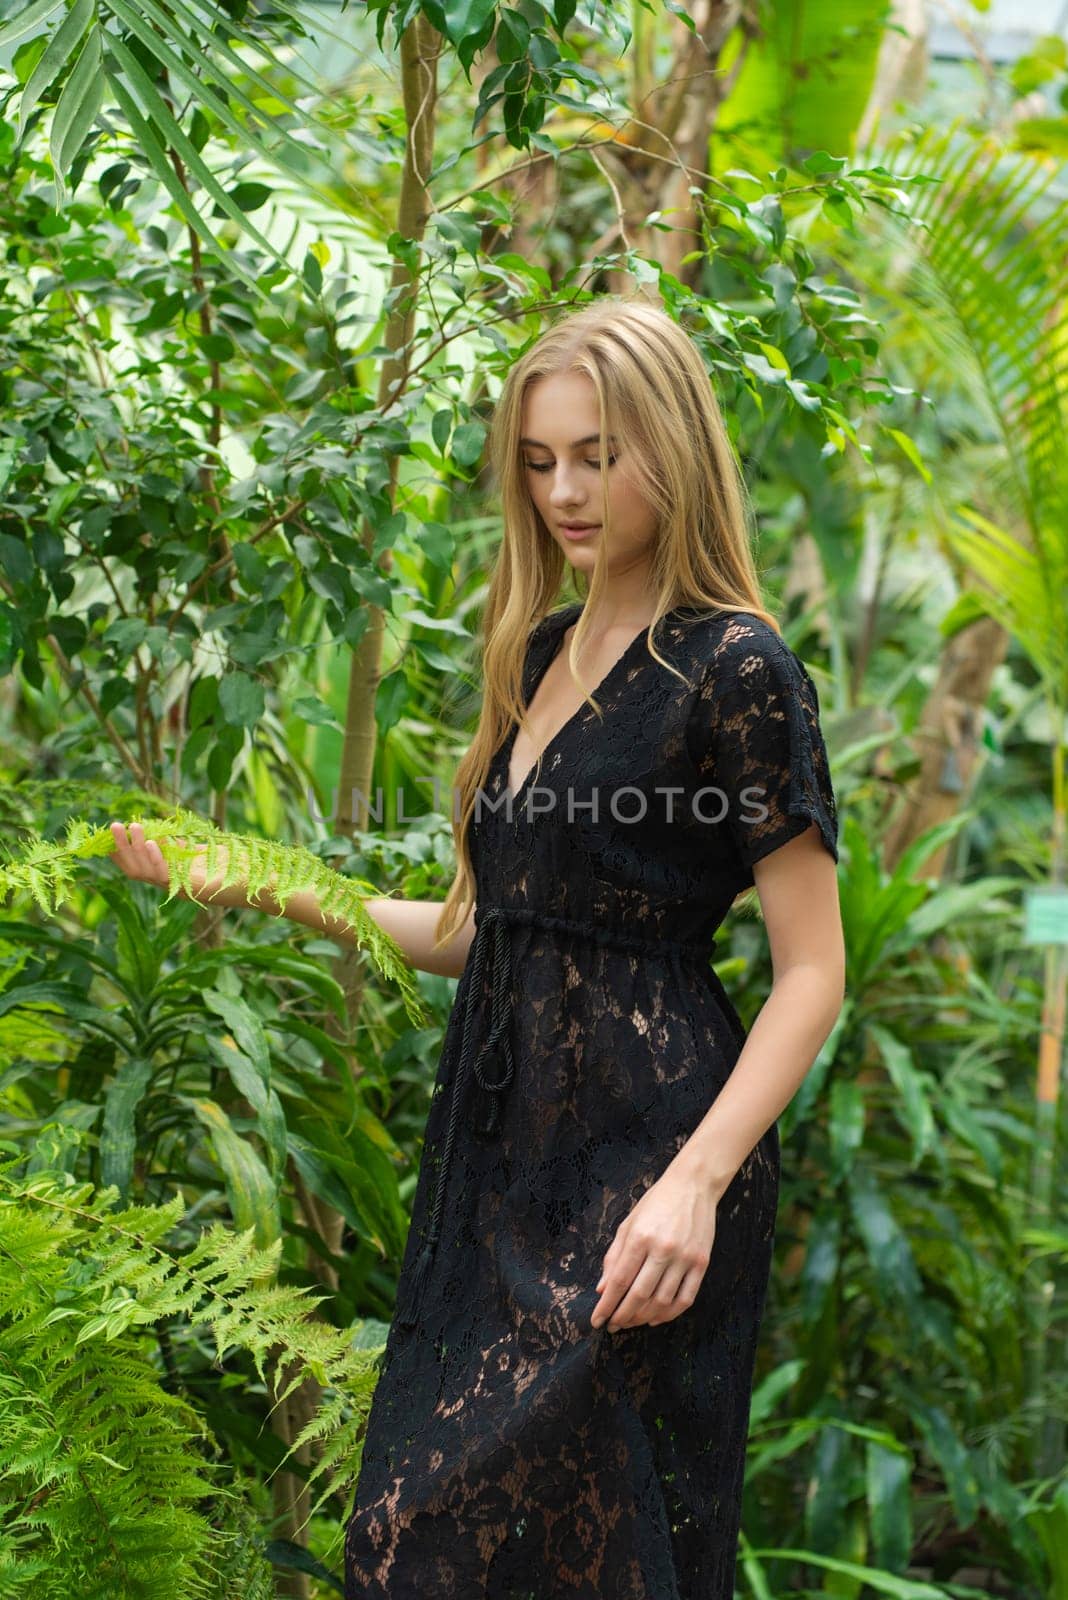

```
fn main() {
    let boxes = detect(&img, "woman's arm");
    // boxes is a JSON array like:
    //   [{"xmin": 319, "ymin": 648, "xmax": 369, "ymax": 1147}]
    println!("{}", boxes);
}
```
[
  {"xmin": 672, "ymin": 824, "xmax": 845, "ymax": 1199},
  {"xmin": 354, "ymin": 896, "xmax": 477, "ymax": 979},
  {"xmin": 108, "ymin": 821, "xmax": 477, "ymax": 979}
]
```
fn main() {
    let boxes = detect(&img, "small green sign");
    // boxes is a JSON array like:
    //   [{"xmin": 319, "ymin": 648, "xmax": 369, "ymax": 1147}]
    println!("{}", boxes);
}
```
[{"xmin": 1023, "ymin": 887, "xmax": 1068, "ymax": 946}]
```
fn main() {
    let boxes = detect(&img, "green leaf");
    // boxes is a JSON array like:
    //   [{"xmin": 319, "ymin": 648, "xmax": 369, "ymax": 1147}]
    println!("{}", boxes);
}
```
[
  {"xmin": 102, "ymin": 64, "xmax": 269, "ymax": 303},
  {"xmin": 184, "ymin": 1096, "xmax": 281, "ymax": 1248},
  {"xmin": 822, "ymin": 192, "xmax": 856, "ymax": 231},
  {"xmin": 0, "ymin": 533, "xmax": 35, "ymax": 587},
  {"xmin": 867, "ymin": 1023, "xmax": 936, "ymax": 1168},
  {"xmin": 99, "ymin": 1056, "xmax": 153, "ymax": 1200},
  {"xmin": 226, "ymin": 181, "xmax": 271, "ymax": 214},
  {"xmin": 102, "ymin": 617, "xmax": 148, "ymax": 653},
  {"xmin": 828, "ymin": 1078, "xmax": 865, "ymax": 1182},
  {"xmin": 799, "ymin": 1207, "xmax": 840, "ymax": 1325},
  {"xmin": 909, "ymin": 1402, "xmax": 981, "ymax": 1527},
  {"xmin": 106, "ymin": 0, "xmax": 318, "ymax": 179},
  {"xmin": 801, "ymin": 150, "xmax": 848, "ymax": 176},
  {"xmin": 102, "ymin": 19, "xmax": 290, "ymax": 289},
  {"xmin": 49, "ymin": 23, "xmax": 102, "ymax": 203},
  {"xmin": 422, "ymin": 0, "xmax": 496, "ymax": 51},
  {"xmin": 849, "ymin": 1167, "xmax": 923, "ymax": 1308},
  {"xmin": 449, "ymin": 419, "xmax": 486, "ymax": 468},
  {"xmin": 867, "ymin": 1438, "xmax": 912, "ymax": 1573},
  {"xmin": 204, "ymin": 1026, "xmax": 287, "ymax": 1183},
  {"xmin": 742, "ymin": 1545, "xmax": 947, "ymax": 1598},
  {"xmin": 263, "ymin": 1539, "xmax": 344, "ymax": 1592},
  {"xmin": 207, "ymin": 726, "xmax": 242, "ymax": 790},
  {"xmin": 884, "ymin": 425, "xmax": 932, "ymax": 484},
  {"xmin": 218, "ymin": 672, "xmax": 265, "ymax": 728},
  {"xmin": 16, "ymin": 0, "xmax": 93, "ymax": 145},
  {"xmin": 756, "ymin": 340, "xmax": 790, "ymax": 372},
  {"xmin": 741, "ymin": 348, "xmax": 788, "ymax": 385},
  {"xmin": 0, "ymin": 0, "xmax": 65, "ymax": 51},
  {"xmin": 187, "ymin": 674, "xmax": 219, "ymax": 730},
  {"xmin": 374, "ymin": 669, "xmax": 408, "ymax": 735},
  {"xmin": 290, "ymin": 695, "xmax": 339, "ymax": 728},
  {"xmin": 302, "ymin": 250, "xmax": 323, "ymax": 294},
  {"xmin": 195, "ymin": 332, "xmax": 234, "ymax": 361}
]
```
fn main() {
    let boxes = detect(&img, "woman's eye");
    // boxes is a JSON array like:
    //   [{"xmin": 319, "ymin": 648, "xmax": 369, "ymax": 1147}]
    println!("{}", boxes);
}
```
[{"xmin": 523, "ymin": 457, "xmax": 616, "ymax": 473}]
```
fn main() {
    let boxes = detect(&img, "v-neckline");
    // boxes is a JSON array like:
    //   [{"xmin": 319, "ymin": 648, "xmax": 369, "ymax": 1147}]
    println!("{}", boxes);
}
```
[{"xmin": 504, "ymin": 603, "xmax": 666, "ymax": 807}]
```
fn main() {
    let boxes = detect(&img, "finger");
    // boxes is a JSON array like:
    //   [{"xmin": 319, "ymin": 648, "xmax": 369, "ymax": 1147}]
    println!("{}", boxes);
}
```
[
  {"xmin": 655, "ymin": 1263, "xmax": 707, "ymax": 1326},
  {"xmin": 606, "ymin": 1284, "xmax": 648, "ymax": 1331},
  {"xmin": 595, "ymin": 1247, "xmax": 656, "ymax": 1329},
  {"xmin": 596, "ymin": 1217, "xmax": 630, "ymax": 1289},
  {"xmin": 591, "ymin": 1272, "xmax": 628, "ymax": 1328},
  {"xmin": 110, "ymin": 823, "xmax": 137, "ymax": 868},
  {"xmin": 607, "ymin": 1256, "xmax": 671, "ymax": 1330},
  {"xmin": 678, "ymin": 1262, "xmax": 707, "ymax": 1305},
  {"xmin": 644, "ymin": 1261, "xmax": 691, "ymax": 1325},
  {"xmin": 591, "ymin": 1243, "xmax": 640, "ymax": 1326}
]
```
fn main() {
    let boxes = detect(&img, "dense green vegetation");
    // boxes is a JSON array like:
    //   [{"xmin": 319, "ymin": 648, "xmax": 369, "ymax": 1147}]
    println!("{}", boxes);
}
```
[{"xmin": 0, "ymin": 2, "xmax": 1064, "ymax": 1594}]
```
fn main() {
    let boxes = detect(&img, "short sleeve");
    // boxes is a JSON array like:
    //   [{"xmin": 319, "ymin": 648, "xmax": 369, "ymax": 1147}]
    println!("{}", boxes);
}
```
[{"xmin": 685, "ymin": 614, "xmax": 839, "ymax": 877}]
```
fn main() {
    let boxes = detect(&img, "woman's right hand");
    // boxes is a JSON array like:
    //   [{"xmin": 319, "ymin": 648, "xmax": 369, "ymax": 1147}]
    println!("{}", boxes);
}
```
[
  {"xmin": 109, "ymin": 821, "xmax": 179, "ymax": 889},
  {"xmin": 110, "ymin": 821, "xmax": 242, "ymax": 908}
]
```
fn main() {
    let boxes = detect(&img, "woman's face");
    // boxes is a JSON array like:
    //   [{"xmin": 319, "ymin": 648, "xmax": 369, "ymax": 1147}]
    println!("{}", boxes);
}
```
[{"xmin": 519, "ymin": 371, "xmax": 658, "ymax": 576}]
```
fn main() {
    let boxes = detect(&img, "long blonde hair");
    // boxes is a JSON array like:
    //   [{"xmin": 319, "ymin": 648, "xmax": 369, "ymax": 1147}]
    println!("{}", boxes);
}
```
[{"xmin": 433, "ymin": 297, "xmax": 777, "ymax": 951}]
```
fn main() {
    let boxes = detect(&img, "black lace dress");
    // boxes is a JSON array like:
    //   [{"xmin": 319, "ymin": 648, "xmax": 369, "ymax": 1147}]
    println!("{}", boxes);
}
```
[{"xmin": 344, "ymin": 604, "xmax": 838, "ymax": 1600}]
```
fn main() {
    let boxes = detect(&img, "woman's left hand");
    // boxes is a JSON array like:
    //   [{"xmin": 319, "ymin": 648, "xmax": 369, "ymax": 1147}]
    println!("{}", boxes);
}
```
[{"xmin": 590, "ymin": 1158, "xmax": 719, "ymax": 1331}]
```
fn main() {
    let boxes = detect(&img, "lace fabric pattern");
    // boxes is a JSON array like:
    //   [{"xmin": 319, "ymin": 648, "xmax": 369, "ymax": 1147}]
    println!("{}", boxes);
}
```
[{"xmin": 344, "ymin": 605, "xmax": 839, "ymax": 1599}]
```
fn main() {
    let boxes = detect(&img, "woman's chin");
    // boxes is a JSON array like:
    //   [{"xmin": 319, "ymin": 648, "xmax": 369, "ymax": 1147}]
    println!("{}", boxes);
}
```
[{"xmin": 558, "ymin": 539, "xmax": 597, "ymax": 564}]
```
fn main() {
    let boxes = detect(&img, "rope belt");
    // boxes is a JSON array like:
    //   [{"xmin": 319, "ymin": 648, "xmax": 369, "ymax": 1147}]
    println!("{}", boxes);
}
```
[{"xmin": 394, "ymin": 903, "xmax": 717, "ymax": 1331}]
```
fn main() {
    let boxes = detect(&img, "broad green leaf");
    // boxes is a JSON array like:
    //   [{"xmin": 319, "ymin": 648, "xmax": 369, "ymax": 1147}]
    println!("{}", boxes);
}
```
[
  {"xmin": 218, "ymin": 671, "xmax": 265, "ymax": 727},
  {"xmin": 828, "ymin": 1078, "xmax": 865, "ymax": 1182},
  {"xmin": 799, "ymin": 1207, "xmax": 841, "ymax": 1326},
  {"xmin": 99, "ymin": 1055, "xmax": 153, "ymax": 1198},
  {"xmin": 849, "ymin": 1166, "xmax": 923, "ymax": 1306},
  {"xmin": 185, "ymin": 1096, "xmax": 280, "ymax": 1248},
  {"xmin": 867, "ymin": 1437, "xmax": 913, "ymax": 1573},
  {"xmin": 868, "ymin": 1023, "xmax": 936, "ymax": 1167},
  {"xmin": 450, "ymin": 420, "xmax": 486, "ymax": 468},
  {"xmin": 909, "ymin": 1401, "xmax": 981, "ymax": 1526}
]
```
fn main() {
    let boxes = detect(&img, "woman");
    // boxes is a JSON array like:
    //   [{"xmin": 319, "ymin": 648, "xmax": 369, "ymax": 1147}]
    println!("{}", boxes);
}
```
[{"xmin": 112, "ymin": 299, "xmax": 844, "ymax": 1599}]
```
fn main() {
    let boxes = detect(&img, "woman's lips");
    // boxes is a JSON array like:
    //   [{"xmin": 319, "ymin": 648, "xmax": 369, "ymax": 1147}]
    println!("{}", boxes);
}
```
[{"xmin": 561, "ymin": 524, "xmax": 600, "ymax": 541}]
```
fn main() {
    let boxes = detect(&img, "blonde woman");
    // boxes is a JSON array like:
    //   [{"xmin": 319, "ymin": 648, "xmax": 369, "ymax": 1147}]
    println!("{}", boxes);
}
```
[{"xmin": 113, "ymin": 298, "xmax": 844, "ymax": 1599}]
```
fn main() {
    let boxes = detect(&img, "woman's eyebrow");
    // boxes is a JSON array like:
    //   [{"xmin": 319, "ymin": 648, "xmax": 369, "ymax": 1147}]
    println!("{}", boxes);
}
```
[{"xmin": 518, "ymin": 433, "xmax": 618, "ymax": 448}]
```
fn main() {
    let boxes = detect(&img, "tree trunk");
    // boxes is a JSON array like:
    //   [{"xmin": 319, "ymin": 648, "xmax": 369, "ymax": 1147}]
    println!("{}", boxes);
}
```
[
  {"xmin": 855, "ymin": 0, "xmax": 929, "ymax": 150},
  {"xmin": 595, "ymin": 1, "xmax": 752, "ymax": 295},
  {"xmin": 882, "ymin": 615, "xmax": 1009, "ymax": 877},
  {"xmin": 272, "ymin": 15, "xmax": 443, "ymax": 1589}
]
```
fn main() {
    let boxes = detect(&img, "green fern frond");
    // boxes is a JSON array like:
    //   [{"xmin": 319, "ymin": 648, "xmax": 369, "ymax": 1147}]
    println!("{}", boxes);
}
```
[
  {"xmin": 0, "ymin": 1162, "xmax": 383, "ymax": 1594},
  {"xmin": 0, "ymin": 808, "xmax": 429, "ymax": 1028},
  {"xmin": 0, "ymin": 779, "xmax": 161, "ymax": 849}
]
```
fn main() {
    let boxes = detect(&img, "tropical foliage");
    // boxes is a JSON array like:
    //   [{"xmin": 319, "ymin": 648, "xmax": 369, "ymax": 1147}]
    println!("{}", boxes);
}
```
[{"xmin": 0, "ymin": 1, "xmax": 1064, "ymax": 1596}]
